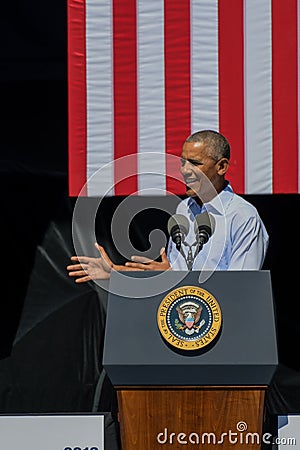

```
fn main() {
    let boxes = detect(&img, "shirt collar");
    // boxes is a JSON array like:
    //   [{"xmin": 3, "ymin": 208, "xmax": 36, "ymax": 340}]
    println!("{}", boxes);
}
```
[{"xmin": 187, "ymin": 182, "xmax": 234, "ymax": 218}]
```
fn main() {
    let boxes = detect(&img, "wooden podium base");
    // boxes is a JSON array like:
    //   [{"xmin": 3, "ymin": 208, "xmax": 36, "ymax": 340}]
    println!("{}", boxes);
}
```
[{"xmin": 117, "ymin": 386, "xmax": 267, "ymax": 449}]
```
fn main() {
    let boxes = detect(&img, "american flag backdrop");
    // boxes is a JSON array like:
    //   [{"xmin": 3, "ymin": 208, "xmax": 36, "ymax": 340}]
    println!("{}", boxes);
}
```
[{"xmin": 68, "ymin": 0, "xmax": 300, "ymax": 196}]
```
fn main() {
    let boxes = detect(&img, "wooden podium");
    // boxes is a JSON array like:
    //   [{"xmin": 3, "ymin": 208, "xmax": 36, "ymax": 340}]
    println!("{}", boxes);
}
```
[{"xmin": 103, "ymin": 271, "xmax": 278, "ymax": 449}]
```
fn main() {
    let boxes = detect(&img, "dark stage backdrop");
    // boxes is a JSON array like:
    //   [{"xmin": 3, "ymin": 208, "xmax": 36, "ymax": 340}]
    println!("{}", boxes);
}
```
[
  {"xmin": 2, "ymin": 170, "xmax": 300, "ymax": 415},
  {"xmin": 1, "ymin": 2, "xmax": 300, "ymax": 447}
]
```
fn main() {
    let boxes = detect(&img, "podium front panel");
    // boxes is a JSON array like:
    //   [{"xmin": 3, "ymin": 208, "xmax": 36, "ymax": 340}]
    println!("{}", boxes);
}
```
[{"xmin": 103, "ymin": 270, "xmax": 278, "ymax": 386}]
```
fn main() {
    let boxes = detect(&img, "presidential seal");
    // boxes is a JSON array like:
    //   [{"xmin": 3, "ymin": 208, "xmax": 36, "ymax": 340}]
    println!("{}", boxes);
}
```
[{"xmin": 157, "ymin": 286, "xmax": 222, "ymax": 351}]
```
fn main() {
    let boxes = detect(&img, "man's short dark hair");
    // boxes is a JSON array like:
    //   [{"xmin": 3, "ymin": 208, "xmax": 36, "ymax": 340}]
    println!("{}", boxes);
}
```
[{"xmin": 185, "ymin": 130, "xmax": 230, "ymax": 161}]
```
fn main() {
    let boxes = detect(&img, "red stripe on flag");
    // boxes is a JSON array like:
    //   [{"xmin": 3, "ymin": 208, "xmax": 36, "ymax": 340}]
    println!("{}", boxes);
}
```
[
  {"xmin": 113, "ymin": 0, "xmax": 138, "ymax": 195},
  {"xmin": 67, "ymin": 0, "xmax": 87, "ymax": 196},
  {"xmin": 272, "ymin": 0, "xmax": 299, "ymax": 193},
  {"xmin": 164, "ymin": 0, "xmax": 191, "ymax": 194},
  {"xmin": 218, "ymin": 0, "xmax": 245, "ymax": 194}
]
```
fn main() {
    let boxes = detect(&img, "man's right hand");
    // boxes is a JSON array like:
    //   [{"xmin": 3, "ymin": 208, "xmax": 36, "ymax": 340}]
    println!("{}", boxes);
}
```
[
  {"xmin": 67, "ymin": 243, "xmax": 145, "ymax": 283},
  {"xmin": 67, "ymin": 243, "xmax": 113, "ymax": 282}
]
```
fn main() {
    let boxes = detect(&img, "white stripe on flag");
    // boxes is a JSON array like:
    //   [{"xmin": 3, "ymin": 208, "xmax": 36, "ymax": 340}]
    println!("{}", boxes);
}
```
[
  {"xmin": 137, "ymin": 0, "xmax": 166, "ymax": 194},
  {"xmin": 86, "ymin": 0, "xmax": 115, "ymax": 196},
  {"xmin": 191, "ymin": 0, "xmax": 219, "ymax": 133},
  {"xmin": 244, "ymin": 0, "xmax": 273, "ymax": 194}
]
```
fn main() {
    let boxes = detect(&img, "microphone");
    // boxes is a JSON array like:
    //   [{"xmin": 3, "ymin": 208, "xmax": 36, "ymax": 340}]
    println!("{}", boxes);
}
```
[
  {"xmin": 167, "ymin": 214, "xmax": 190, "ymax": 251},
  {"xmin": 194, "ymin": 212, "xmax": 215, "ymax": 252}
]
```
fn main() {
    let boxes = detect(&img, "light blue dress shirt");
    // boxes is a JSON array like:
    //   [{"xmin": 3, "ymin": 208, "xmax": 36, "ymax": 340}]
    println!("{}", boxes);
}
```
[{"xmin": 167, "ymin": 183, "xmax": 269, "ymax": 271}]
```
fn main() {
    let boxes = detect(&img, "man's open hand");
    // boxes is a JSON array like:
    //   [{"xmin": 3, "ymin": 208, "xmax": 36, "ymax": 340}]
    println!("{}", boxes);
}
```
[
  {"xmin": 67, "ymin": 243, "xmax": 146, "ymax": 283},
  {"xmin": 125, "ymin": 247, "xmax": 171, "ymax": 271}
]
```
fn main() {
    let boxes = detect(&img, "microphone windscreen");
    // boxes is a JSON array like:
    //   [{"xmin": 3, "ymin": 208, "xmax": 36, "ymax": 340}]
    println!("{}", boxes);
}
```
[
  {"xmin": 167, "ymin": 214, "xmax": 190, "ymax": 236},
  {"xmin": 194, "ymin": 212, "xmax": 216, "ymax": 236}
]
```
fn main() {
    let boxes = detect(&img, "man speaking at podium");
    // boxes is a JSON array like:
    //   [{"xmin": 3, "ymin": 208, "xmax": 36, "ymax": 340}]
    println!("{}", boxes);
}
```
[{"xmin": 67, "ymin": 130, "xmax": 269, "ymax": 282}]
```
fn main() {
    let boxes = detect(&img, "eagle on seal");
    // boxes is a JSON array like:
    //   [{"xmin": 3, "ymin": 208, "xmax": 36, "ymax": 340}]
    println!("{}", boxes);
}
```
[{"xmin": 176, "ymin": 301, "xmax": 203, "ymax": 333}]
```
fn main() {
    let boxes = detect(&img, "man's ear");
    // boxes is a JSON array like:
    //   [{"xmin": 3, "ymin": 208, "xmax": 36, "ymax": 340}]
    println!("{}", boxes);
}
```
[{"xmin": 217, "ymin": 158, "xmax": 229, "ymax": 175}]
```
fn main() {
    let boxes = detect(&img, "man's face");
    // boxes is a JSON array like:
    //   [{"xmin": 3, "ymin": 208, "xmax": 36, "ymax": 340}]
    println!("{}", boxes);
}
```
[{"xmin": 180, "ymin": 141, "xmax": 220, "ymax": 200}]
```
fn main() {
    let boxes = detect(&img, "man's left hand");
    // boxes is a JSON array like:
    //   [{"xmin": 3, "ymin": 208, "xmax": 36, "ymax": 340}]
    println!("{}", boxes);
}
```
[{"xmin": 125, "ymin": 247, "xmax": 171, "ymax": 271}]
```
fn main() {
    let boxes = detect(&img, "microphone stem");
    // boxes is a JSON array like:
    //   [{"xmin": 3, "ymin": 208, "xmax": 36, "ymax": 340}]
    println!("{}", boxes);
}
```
[
  {"xmin": 186, "ymin": 246, "xmax": 194, "ymax": 270},
  {"xmin": 194, "ymin": 237, "xmax": 206, "ymax": 259},
  {"xmin": 182, "ymin": 241, "xmax": 197, "ymax": 270},
  {"xmin": 194, "ymin": 231, "xmax": 210, "ymax": 259}
]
